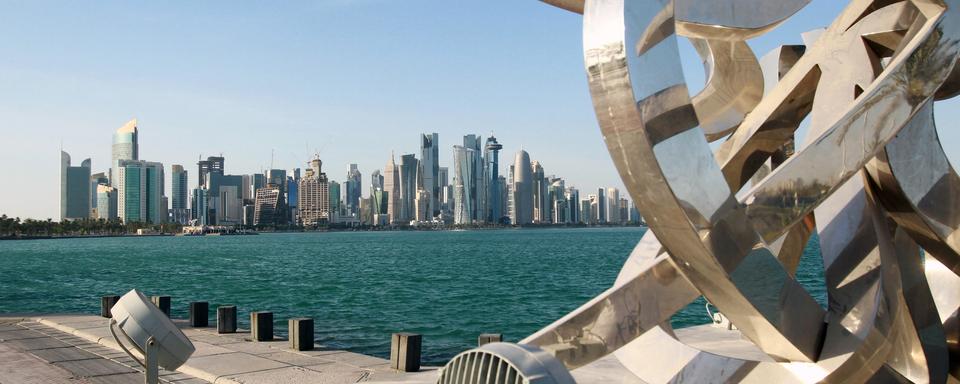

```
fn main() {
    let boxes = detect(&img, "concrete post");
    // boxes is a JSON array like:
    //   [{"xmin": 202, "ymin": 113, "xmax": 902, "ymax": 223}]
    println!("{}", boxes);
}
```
[
  {"xmin": 150, "ymin": 296, "xmax": 171, "ymax": 317},
  {"xmin": 250, "ymin": 311, "xmax": 273, "ymax": 342},
  {"xmin": 100, "ymin": 295, "xmax": 120, "ymax": 318},
  {"xmin": 390, "ymin": 333, "xmax": 421, "ymax": 372},
  {"xmin": 478, "ymin": 333, "xmax": 503, "ymax": 346},
  {"xmin": 217, "ymin": 306, "xmax": 237, "ymax": 334},
  {"xmin": 189, "ymin": 302, "xmax": 209, "ymax": 327},
  {"xmin": 288, "ymin": 318, "xmax": 314, "ymax": 351}
]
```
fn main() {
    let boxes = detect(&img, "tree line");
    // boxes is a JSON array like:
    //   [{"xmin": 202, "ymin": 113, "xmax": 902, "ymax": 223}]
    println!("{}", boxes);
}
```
[{"xmin": 0, "ymin": 214, "xmax": 183, "ymax": 238}]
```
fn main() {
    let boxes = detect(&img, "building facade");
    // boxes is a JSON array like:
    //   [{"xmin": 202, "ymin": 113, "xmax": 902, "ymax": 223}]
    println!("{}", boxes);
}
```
[
  {"xmin": 298, "ymin": 157, "xmax": 330, "ymax": 227},
  {"xmin": 116, "ymin": 160, "xmax": 165, "ymax": 224},
  {"xmin": 61, "ymin": 151, "xmax": 91, "ymax": 221},
  {"xmin": 511, "ymin": 150, "xmax": 533, "ymax": 225},
  {"xmin": 110, "ymin": 119, "xmax": 138, "ymax": 186}
]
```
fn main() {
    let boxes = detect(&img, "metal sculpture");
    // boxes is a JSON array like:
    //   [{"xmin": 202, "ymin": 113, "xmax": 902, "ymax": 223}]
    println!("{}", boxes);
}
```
[{"xmin": 531, "ymin": 0, "xmax": 960, "ymax": 382}]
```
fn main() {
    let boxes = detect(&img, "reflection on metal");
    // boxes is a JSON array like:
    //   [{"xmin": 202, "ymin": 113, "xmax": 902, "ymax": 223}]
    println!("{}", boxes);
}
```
[{"xmin": 529, "ymin": 0, "xmax": 960, "ymax": 381}]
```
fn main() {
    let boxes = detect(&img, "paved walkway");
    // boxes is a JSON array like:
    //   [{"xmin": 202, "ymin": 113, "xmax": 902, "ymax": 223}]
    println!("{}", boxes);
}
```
[
  {"xmin": 3, "ymin": 314, "xmax": 424, "ymax": 384},
  {"xmin": 0, "ymin": 317, "xmax": 205, "ymax": 383}
]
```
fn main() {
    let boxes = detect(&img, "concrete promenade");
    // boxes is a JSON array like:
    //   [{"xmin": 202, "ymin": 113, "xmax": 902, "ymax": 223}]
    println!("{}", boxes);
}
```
[
  {"xmin": 0, "ymin": 314, "xmax": 427, "ymax": 383},
  {"xmin": 1, "ymin": 313, "xmax": 758, "ymax": 383}
]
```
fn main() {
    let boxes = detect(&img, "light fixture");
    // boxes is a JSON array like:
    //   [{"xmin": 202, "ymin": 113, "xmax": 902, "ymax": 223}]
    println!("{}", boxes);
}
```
[{"xmin": 109, "ymin": 289, "xmax": 196, "ymax": 384}]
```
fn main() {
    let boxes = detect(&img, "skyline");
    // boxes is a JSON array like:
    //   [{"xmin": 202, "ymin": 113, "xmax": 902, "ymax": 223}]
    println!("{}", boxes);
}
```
[{"xmin": 5, "ymin": 1, "xmax": 960, "ymax": 220}]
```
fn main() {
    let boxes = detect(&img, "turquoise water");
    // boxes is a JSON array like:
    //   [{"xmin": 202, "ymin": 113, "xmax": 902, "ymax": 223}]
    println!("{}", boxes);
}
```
[{"xmin": 0, "ymin": 228, "xmax": 825, "ymax": 365}]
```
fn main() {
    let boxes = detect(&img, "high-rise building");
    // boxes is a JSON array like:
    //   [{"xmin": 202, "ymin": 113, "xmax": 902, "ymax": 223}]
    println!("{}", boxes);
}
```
[
  {"xmin": 511, "ymin": 150, "xmax": 533, "ymax": 225},
  {"xmin": 251, "ymin": 174, "xmax": 266, "ymax": 199},
  {"xmin": 580, "ymin": 199, "xmax": 592, "ymax": 225},
  {"xmin": 371, "ymin": 170, "xmax": 384, "ymax": 191},
  {"xmin": 299, "ymin": 156, "xmax": 330, "ymax": 227},
  {"xmin": 421, "ymin": 133, "xmax": 440, "ymax": 216},
  {"xmin": 329, "ymin": 181, "xmax": 341, "ymax": 218},
  {"xmin": 110, "ymin": 119, "xmax": 138, "ymax": 186},
  {"xmin": 453, "ymin": 145, "xmax": 483, "ymax": 224},
  {"xmin": 415, "ymin": 189, "xmax": 431, "ymax": 222},
  {"xmin": 171, "ymin": 165, "xmax": 189, "ymax": 224},
  {"xmin": 566, "ymin": 187, "xmax": 580, "ymax": 224},
  {"xmin": 398, "ymin": 154, "xmax": 419, "ymax": 223},
  {"xmin": 589, "ymin": 194, "xmax": 600, "ymax": 224},
  {"xmin": 192, "ymin": 188, "xmax": 208, "ymax": 225},
  {"xmin": 198, "ymin": 156, "xmax": 225, "ymax": 189},
  {"xmin": 549, "ymin": 179, "xmax": 566, "ymax": 223},
  {"xmin": 462, "ymin": 135, "xmax": 486, "ymax": 223},
  {"xmin": 607, "ymin": 187, "xmax": 620, "ymax": 224},
  {"xmin": 484, "ymin": 136, "xmax": 503, "ymax": 223},
  {"xmin": 531, "ymin": 161, "xmax": 547, "ymax": 223},
  {"xmin": 345, "ymin": 164, "xmax": 362, "ymax": 215},
  {"xmin": 384, "ymin": 154, "xmax": 400, "ymax": 224},
  {"xmin": 96, "ymin": 185, "xmax": 117, "ymax": 220},
  {"xmin": 253, "ymin": 187, "xmax": 282, "ymax": 226},
  {"xmin": 619, "ymin": 197, "xmax": 630, "ymax": 225},
  {"xmin": 438, "ymin": 167, "xmax": 450, "ymax": 217},
  {"xmin": 61, "ymin": 151, "xmax": 91, "ymax": 221},
  {"xmin": 89, "ymin": 173, "xmax": 108, "ymax": 218},
  {"xmin": 267, "ymin": 169, "xmax": 288, "ymax": 223},
  {"xmin": 116, "ymin": 160, "xmax": 165, "ymax": 224},
  {"xmin": 207, "ymin": 173, "xmax": 245, "ymax": 226},
  {"xmin": 596, "ymin": 188, "xmax": 607, "ymax": 224}
]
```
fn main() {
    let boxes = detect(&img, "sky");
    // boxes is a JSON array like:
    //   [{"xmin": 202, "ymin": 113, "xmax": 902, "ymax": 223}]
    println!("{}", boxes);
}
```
[{"xmin": 1, "ymin": 1, "xmax": 958, "ymax": 220}]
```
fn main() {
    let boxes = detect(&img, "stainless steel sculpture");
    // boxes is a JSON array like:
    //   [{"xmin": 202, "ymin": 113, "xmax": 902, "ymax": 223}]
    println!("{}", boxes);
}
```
[{"xmin": 530, "ymin": 0, "xmax": 960, "ymax": 382}]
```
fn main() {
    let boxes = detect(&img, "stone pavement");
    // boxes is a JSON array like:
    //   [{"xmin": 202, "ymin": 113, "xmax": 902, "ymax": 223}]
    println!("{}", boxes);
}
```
[
  {"xmin": 5, "ymin": 314, "xmax": 423, "ymax": 384},
  {"xmin": 0, "ymin": 316, "xmax": 205, "ymax": 383}
]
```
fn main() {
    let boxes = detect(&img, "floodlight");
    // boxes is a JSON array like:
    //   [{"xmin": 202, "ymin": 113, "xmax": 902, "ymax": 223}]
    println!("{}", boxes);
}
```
[{"xmin": 109, "ymin": 289, "xmax": 195, "ymax": 384}]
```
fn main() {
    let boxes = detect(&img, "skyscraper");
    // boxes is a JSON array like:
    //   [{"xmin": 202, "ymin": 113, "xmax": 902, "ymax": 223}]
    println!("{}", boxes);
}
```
[
  {"xmin": 383, "ymin": 155, "xmax": 400, "ymax": 224},
  {"xmin": 566, "ymin": 187, "xmax": 580, "ymax": 224},
  {"xmin": 463, "ymin": 135, "xmax": 486, "ymax": 223},
  {"xmin": 371, "ymin": 170, "xmax": 384, "ymax": 191},
  {"xmin": 96, "ymin": 185, "xmax": 117, "ymax": 220},
  {"xmin": 452, "ymin": 145, "xmax": 480, "ymax": 225},
  {"xmin": 61, "ymin": 151, "xmax": 91, "ymax": 221},
  {"xmin": 171, "ymin": 165, "xmax": 189, "ymax": 224},
  {"xmin": 484, "ymin": 136, "xmax": 503, "ymax": 223},
  {"xmin": 89, "ymin": 172, "xmax": 108, "ymax": 218},
  {"xmin": 607, "ymin": 187, "xmax": 620, "ymax": 224},
  {"xmin": 345, "ymin": 164, "xmax": 362, "ymax": 215},
  {"xmin": 329, "ymin": 181, "xmax": 341, "ymax": 218},
  {"xmin": 531, "ymin": 161, "xmax": 546, "ymax": 223},
  {"xmin": 116, "ymin": 160, "xmax": 165, "ymax": 224},
  {"xmin": 596, "ymin": 188, "xmax": 607, "ymax": 224},
  {"xmin": 253, "ymin": 187, "xmax": 282, "ymax": 226},
  {"xmin": 421, "ymin": 133, "xmax": 440, "ymax": 217},
  {"xmin": 110, "ymin": 119, "xmax": 138, "ymax": 186},
  {"xmin": 299, "ymin": 156, "xmax": 330, "ymax": 227},
  {"xmin": 511, "ymin": 150, "xmax": 533, "ymax": 225},
  {"xmin": 398, "ymin": 154, "xmax": 419, "ymax": 223},
  {"xmin": 198, "ymin": 156, "xmax": 225, "ymax": 189}
]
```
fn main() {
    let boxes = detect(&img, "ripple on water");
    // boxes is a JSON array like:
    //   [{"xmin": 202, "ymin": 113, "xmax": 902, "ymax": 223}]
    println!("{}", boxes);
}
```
[{"xmin": 0, "ymin": 228, "xmax": 826, "ymax": 365}]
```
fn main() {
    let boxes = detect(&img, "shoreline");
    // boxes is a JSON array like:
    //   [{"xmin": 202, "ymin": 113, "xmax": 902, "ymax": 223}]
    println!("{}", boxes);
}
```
[{"xmin": 0, "ymin": 224, "xmax": 646, "ymax": 241}]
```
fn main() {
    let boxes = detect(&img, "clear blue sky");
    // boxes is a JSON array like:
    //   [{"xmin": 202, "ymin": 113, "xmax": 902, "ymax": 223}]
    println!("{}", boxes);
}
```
[{"xmin": 1, "ymin": 1, "xmax": 958, "ymax": 220}]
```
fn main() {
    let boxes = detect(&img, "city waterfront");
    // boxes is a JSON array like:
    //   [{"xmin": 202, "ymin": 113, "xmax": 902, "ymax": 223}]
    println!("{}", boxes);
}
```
[{"xmin": 0, "ymin": 227, "xmax": 826, "ymax": 366}]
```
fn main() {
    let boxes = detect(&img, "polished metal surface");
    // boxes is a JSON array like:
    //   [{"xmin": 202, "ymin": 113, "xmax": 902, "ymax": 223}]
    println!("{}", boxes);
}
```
[{"xmin": 519, "ymin": 0, "xmax": 960, "ymax": 382}]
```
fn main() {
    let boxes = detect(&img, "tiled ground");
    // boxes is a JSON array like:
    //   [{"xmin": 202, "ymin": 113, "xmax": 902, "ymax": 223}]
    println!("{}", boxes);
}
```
[
  {"xmin": 0, "ymin": 317, "xmax": 205, "ymax": 383},
  {"xmin": 9, "ymin": 314, "xmax": 431, "ymax": 384}
]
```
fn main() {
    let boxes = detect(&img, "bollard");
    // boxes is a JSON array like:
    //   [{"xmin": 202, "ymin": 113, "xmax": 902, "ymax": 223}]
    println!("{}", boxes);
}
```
[
  {"xmin": 100, "ymin": 295, "xmax": 121, "ymax": 318},
  {"xmin": 390, "ymin": 333, "xmax": 421, "ymax": 372},
  {"xmin": 478, "ymin": 333, "xmax": 503, "ymax": 346},
  {"xmin": 217, "ymin": 306, "xmax": 237, "ymax": 334},
  {"xmin": 250, "ymin": 311, "xmax": 273, "ymax": 342},
  {"xmin": 150, "ymin": 296, "xmax": 171, "ymax": 317},
  {"xmin": 289, "ymin": 318, "xmax": 314, "ymax": 351},
  {"xmin": 189, "ymin": 302, "xmax": 209, "ymax": 327}
]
